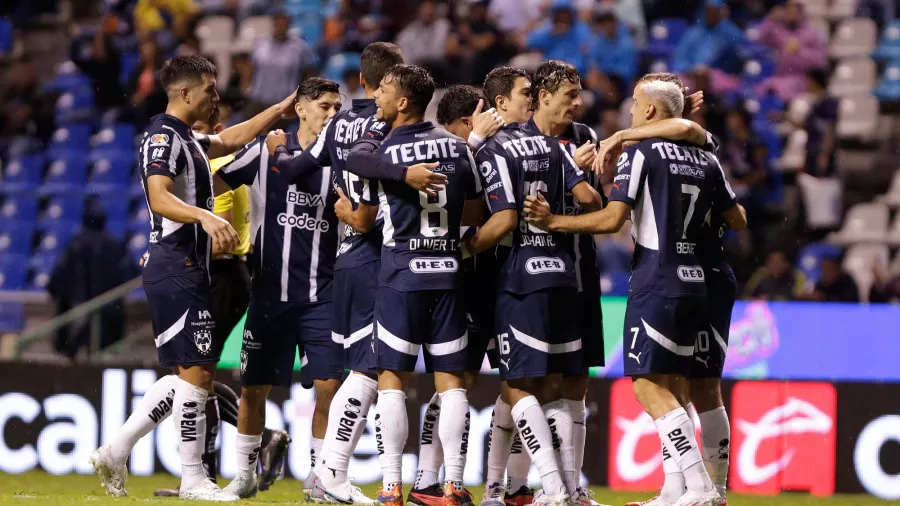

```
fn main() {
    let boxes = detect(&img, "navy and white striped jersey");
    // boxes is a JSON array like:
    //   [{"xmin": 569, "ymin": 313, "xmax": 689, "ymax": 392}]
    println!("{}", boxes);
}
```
[
  {"xmin": 475, "ymin": 122, "xmax": 587, "ymax": 295},
  {"xmin": 696, "ymin": 132, "xmax": 738, "ymax": 274},
  {"xmin": 555, "ymin": 120, "xmax": 607, "ymax": 294},
  {"xmin": 139, "ymin": 114, "xmax": 214, "ymax": 282},
  {"xmin": 285, "ymin": 98, "xmax": 384, "ymax": 270},
  {"xmin": 374, "ymin": 122, "xmax": 481, "ymax": 291},
  {"xmin": 217, "ymin": 131, "xmax": 339, "ymax": 303},
  {"xmin": 609, "ymin": 137, "xmax": 733, "ymax": 298}
]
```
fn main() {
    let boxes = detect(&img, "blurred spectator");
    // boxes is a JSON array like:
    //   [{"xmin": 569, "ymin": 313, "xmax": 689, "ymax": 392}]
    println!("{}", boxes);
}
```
[
  {"xmin": 805, "ymin": 257, "xmax": 859, "ymax": 302},
  {"xmin": 743, "ymin": 250, "xmax": 806, "ymax": 300},
  {"xmin": 133, "ymin": 0, "xmax": 200, "ymax": 40},
  {"xmin": 643, "ymin": 0, "xmax": 703, "ymax": 22},
  {"xmin": 870, "ymin": 264, "xmax": 900, "ymax": 303},
  {"xmin": 802, "ymin": 69, "xmax": 837, "ymax": 178},
  {"xmin": 196, "ymin": 0, "xmax": 269, "ymax": 19},
  {"xmin": 525, "ymin": 1, "xmax": 591, "ymax": 75},
  {"xmin": 572, "ymin": 0, "xmax": 647, "ymax": 45},
  {"xmin": 0, "ymin": 57, "xmax": 52, "ymax": 139},
  {"xmin": 445, "ymin": 0, "xmax": 506, "ymax": 85},
  {"xmin": 756, "ymin": 0, "xmax": 827, "ymax": 102},
  {"xmin": 394, "ymin": 0, "xmax": 451, "ymax": 80},
  {"xmin": 488, "ymin": 0, "xmax": 543, "ymax": 34},
  {"xmin": 671, "ymin": 0, "xmax": 746, "ymax": 79},
  {"xmin": 48, "ymin": 200, "xmax": 139, "ymax": 360},
  {"xmin": 223, "ymin": 52, "xmax": 252, "ymax": 111},
  {"xmin": 127, "ymin": 37, "xmax": 167, "ymax": 128},
  {"xmin": 71, "ymin": 15, "xmax": 127, "ymax": 109},
  {"xmin": 585, "ymin": 6, "xmax": 635, "ymax": 107},
  {"xmin": 246, "ymin": 11, "xmax": 317, "ymax": 116},
  {"xmin": 688, "ymin": 66, "xmax": 727, "ymax": 135},
  {"xmin": 720, "ymin": 109, "xmax": 772, "ymax": 215},
  {"xmin": 341, "ymin": 67, "xmax": 366, "ymax": 101}
]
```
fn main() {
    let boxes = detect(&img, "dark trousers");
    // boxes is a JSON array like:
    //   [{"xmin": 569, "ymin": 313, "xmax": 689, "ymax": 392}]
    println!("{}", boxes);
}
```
[{"xmin": 210, "ymin": 257, "xmax": 251, "ymax": 342}]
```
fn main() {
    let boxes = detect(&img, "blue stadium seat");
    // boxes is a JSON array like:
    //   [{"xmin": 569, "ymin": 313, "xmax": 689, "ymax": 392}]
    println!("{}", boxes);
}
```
[
  {"xmin": 128, "ymin": 203, "xmax": 151, "ymax": 233},
  {"xmin": 0, "ymin": 18, "xmax": 12, "ymax": 56},
  {"xmin": 742, "ymin": 57, "xmax": 776, "ymax": 89},
  {"xmin": 119, "ymin": 52, "xmax": 140, "ymax": 88},
  {"xmin": 0, "ymin": 255, "xmax": 29, "ymax": 290},
  {"xmin": 38, "ymin": 196, "xmax": 84, "ymax": 228},
  {"xmin": 0, "ymin": 301, "xmax": 24, "ymax": 331},
  {"xmin": 0, "ymin": 223, "xmax": 34, "ymax": 257},
  {"xmin": 323, "ymin": 52, "xmax": 362, "ymax": 82},
  {"xmin": 95, "ymin": 195, "xmax": 131, "ymax": 222},
  {"xmin": 50, "ymin": 124, "xmax": 92, "ymax": 150},
  {"xmin": 107, "ymin": 220, "xmax": 128, "ymax": 240},
  {"xmin": 1, "ymin": 155, "xmax": 44, "ymax": 193},
  {"xmin": 2, "ymin": 136, "xmax": 44, "ymax": 159},
  {"xmin": 873, "ymin": 21, "xmax": 900, "ymax": 61},
  {"xmin": 798, "ymin": 242, "xmax": 842, "ymax": 286},
  {"xmin": 127, "ymin": 232, "xmax": 149, "ymax": 262},
  {"xmin": 42, "ymin": 149, "xmax": 89, "ymax": 193},
  {"xmin": 55, "ymin": 87, "xmax": 95, "ymax": 123},
  {"xmin": 28, "ymin": 253, "xmax": 58, "ymax": 292},
  {"xmin": 87, "ymin": 149, "xmax": 134, "ymax": 190},
  {"xmin": 600, "ymin": 271, "xmax": 630, "ymax": 297},
  {"xmin": 0, "ymin": 195, "xmax": 38, "ymax": 227},
  {"xmin": 874, "ymin": 60, "xmax": 900, "ymax": 101},
  {"xmin": 92, "ymin": 124, "xmax": 135, "ymax": 151},
  {"xmin": 646, "ymin": 18, "xmax": 688, "ymax": 58},
  {"xmin": 36, "ymin": 223, "xmax": 76, "ymax": 256}
]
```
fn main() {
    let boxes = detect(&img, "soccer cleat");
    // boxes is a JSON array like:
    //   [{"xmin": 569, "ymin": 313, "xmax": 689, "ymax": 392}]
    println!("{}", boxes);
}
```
[
  {"xmin": 528, "ymin": 489, "xmax": 572, "ymax": 506},
  {"xmin": 441, "ymin": 482, "xmax": 475, "ymax": 506},
  {"xmin": 89, "ymin": 445, "xmax": 128, "ymax": 497},
  {"xmin": 307, "ymin": 478, "xmax": 376, "ymax": 505},
  {"xmin": 481, "ymin": 482, "xmax": 506, "ymax": 506},
  {"xmin": 572, "ymin": 487, "xmax": 610, "ymax": 506},
  {"xmin": 153, "ymin": 488, "xmax": 180, "ymax": 497},
  {"xmin": 624, "ymin": 495, "xmax": 671, "ymax": 506},
  {"xmin": 180, "ymin": 478, "xmax": 241, "ymax": 502},
  {"xmin": 304, "ymin": 470, "xmax": 320, "ymax": 494},
  {"xmin": 259, "ymin": 429, "xmax": 291, "ymax": 492},
  {"xmin": 503, "ymin": 485, "xmax": 534, "ymax": 506},
  {"xmin": 407, "ymin": 483, "xmax": 444, "ymax": 506},
  {"xmin": 223, "ymin": 471, "xmax": 258, "ymax": 499},
  {"xmin": 672, "ymin": 491, "xmax": 724, "ymax": 506},
  {"xmin": 377, "ymin": 484, "xmax": 405, "ymax": 506}
]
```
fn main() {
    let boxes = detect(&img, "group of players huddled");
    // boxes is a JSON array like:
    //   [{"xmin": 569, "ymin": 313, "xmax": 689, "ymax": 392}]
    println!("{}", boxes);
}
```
[{"xmin": 88, "ymin": 40, "xmax": 746, "ymax": 506}]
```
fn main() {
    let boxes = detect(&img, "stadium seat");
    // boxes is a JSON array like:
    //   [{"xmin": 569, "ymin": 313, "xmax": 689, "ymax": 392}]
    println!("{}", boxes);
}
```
[
  {"xmin": 128, "ymin": 203, "xmax": 150, "ymax": 233},
  {"xmin": 1, "ymin": 155, "xmax": 44, "ymax": 193},
  {"xmin": 323, "ymin": 52, "xmax": 362, "ymax": 83},
  {"xmin": 874, "ymin": 60, "xmax": 900, "ymax": 101},
  {"xmin": 36, "ymin": 223, "xmax": 75, "ymax": 256},
  {"xmin": 43, "ymin": 64, "xmax": 93, "ymax": 95},
  {"xmin": 829, "ymin": 58, "xmax": 876, "ymax": 97},
  {"xmin": 0, "ymin": 223, "xmax": 33, "ymax": 257},
  {"xmin": 236, "ymin": 16, "xmax": 273, "ymax": 46},
  {"xmin": 646, "ymin": 18, "xmax": 688, "ymax": 57},
  {"xmin": 886, "ymin": 213, "xmax": 900, "ymax": 247},
  {"xmin": 802, "ymin": 0, "xmax": 829, "ymax": 19},
  {"xmin": 87, "ymin": 150, "xmax": 134, "ymax": 190},
  {"xmin": 0, "ymin": 255, "xmax": 29, "ymax": 290},
  {"xmin": 837, "ymin": 93, "xmax": 879, "ymax": 141},
  {"xmin": 798, "ymin": 242, "xmax": 843, "ymax": 286},
  {"xmin": 0, "ymin": 195, "xmax": 38, "ymax": 227},
  {"xmin": 3, "ymin": 136, "xmax": 44, "ymax": 159},
  {"xmin": 95, "ymin": 195, "xmax": 131, "ymax": 223},
  {"xmin": 42, "ymin": 150, "xmax": 89, "ymax": 193},
  {"xmin": 828, "ymin": 0, "xmax": 859, "ymax": 21},
  {"xmin": 874, "ymin": 21, "xmax": 900, "ymax": 61},
  {"xmin": 107, "ymin": 220, "xmax": 128, "ymax": 240},
  {"xmin": 50, "ymin": 124, "xmax": 92, "ymax": 150},
  {"xmin": 28, "ymin": 253, "xmax": 58, "ymax": 292},
  {"xmin": 127, "ymin": 232, "xmax": 149, "ymax": 262},
  {"xmin": 843, "ymin": 243, "xmax": 890, "ymax": 302},
  {"xmin": 38, "ymin": 196, "xmax": 84, "ymax": 228},
  {"xmin": 809, "ymin": 17, "xmax": 831, "ymax": 43},
  {"xmin": 195, "ymin": 15, "xmax": 235, "ymax": 54},
  {"xmin": 119, "ymin": 52, "xmax": 139, "ymax": 88},
  {"xmin": 0, "ymin": 17, "xmax": 11, "ymax": 56},
  {"xmin": 777, "ymin": 129, "xmax": 808, "ymax": 172},
  {"xmin": 876, "ymin": 169, "xmax": 900, "ymax": 207},
  {"xmin": 742, "ymin": 57, "xmax": 776, "ymax": 89},
  {"xmin": 91, "ymin": 124, "xmax": 135, "ymax": 151},
  {"xmin": 830, "ymin": 18, "xmax": 877, "ymax": 59},
  {"xmin": 827, "ymin": 202, "xmax": 890, "ymax": 245}
]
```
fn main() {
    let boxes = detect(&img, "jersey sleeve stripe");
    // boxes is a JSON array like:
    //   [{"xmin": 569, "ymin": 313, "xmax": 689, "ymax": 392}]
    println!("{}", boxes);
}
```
[
  {"xmin": 711, "ymin": 152, "xmax": 736, "ymax": 199},
  {"xmin": 309, "ymin": 121, "xmax": 330, "ymax": 158},
  {"xmin": 627, "ymin": 149, "xmax": 645, "ymax": 201},
  {"xmin": 467, "ymin": 150, "xmax": 482, "ymax": 193},
  {"xmin": 220, "ymin": 139, "xmax": 260, "ymax": 174},
  {"xmin": 494, "ymin": 154, "xmax": 515, "ymax": 203},
  {"xmin": 560, "ymin": 143, "xmax": 584, "ymax": 177}
]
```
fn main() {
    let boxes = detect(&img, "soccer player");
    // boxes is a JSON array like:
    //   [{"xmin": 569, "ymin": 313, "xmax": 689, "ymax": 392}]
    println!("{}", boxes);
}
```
[
  {"xmin": 464, "ymin": 80, "xmax": 602, "ymax": 506},
  {"xmin": 89, "ymin": 55, "xmax": 295, "ymax": 501},
  {"xmin": 522, "ymin": 73, "xmax": 743, "ymax": 506},
  {"xmin": 152, "ymin": 109, "xmax": 291, "ymax": 497},
  {"xmin": 214, "ymin": 78, "xmax": 344, "ymax": 499},
  {"xmin": 365, "ymin": 64, "xmax": 482, "ymax": 506},
  {"xmin": 403, "ymin": 84, "xmax": 506, "ymax": 506}
]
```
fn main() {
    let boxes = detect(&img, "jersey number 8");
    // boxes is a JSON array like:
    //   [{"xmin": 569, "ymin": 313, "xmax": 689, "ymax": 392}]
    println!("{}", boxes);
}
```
[{"xmin": 419, "ymin": 189, "xmax": 448, "ymax": 237}]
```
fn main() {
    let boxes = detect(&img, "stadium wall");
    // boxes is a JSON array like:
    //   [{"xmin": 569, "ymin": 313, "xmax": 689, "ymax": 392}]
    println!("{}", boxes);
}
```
[{"xmin": 0, "ymin": 363, "xmax": 897, "ymax": 499}]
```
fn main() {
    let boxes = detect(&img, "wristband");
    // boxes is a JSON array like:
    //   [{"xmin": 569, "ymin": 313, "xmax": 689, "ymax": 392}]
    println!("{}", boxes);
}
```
[{"xmin": 468, "ymin": 131, "xmax": 486, "ymax": 150}]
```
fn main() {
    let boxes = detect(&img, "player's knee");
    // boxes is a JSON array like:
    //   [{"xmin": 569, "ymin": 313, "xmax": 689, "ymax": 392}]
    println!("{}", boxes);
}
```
[
  {"xmin": 435, "ymin": 371, "xmax": 465, "ymax": 392},
  {"xmin": 561, "ymin": 375, "xmax": 589, "ymax": 400},
  {"xmin": 463, "ymin": 370, "xmax": 479, "ymax": 392},
  {"xmin": 689, "ymin": 378, "xmax": 722, "ymax": 411},
  {"xmin": 240, "ymin": 386, "xmax": 269, "ymax": 413}
]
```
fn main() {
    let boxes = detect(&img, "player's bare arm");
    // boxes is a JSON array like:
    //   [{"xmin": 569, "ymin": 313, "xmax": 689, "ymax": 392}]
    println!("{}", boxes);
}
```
[
  {"xmin": 206, "ymin": 92, "xmax": 297, "ymax": 159},
  {"xmin": 146, "ymin": 174, "xmax": 239, "ymax": 254},
  {"xmin": 469, "ymin": 99, "xmax": 505, "ymax": 148},
  {"xmin": 334, "ymin": 187, "xmax": 378, "ymax": 233},
  {"xmin": 723, "ymin": 202, "xmax": 748, "ymax": 231},
  {"xmin": 594, "ymin": 118, "xmax": 707, "ymax": 174},
  {"xmin": 466, "ymin": 209, "xmax": 517, "ymax": 255},
  {"xmin": 571, "ymin": 180, "xmax": 603, "ymax": 212},
  {"xmin": 524, "ymin": 194, "xmax": 630, "ymax": 235},
  {"xmin": 462, "ymin": 198, "xmax": 485, "ymax": 227}
]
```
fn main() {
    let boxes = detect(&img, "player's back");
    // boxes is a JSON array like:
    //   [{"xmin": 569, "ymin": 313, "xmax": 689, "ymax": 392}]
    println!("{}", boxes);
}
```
[
  {"xmin": 617, "ymin": 137, "xmax": 724, "ymax": 299},
  {"xmin": 376, "ymin": 121, "xmax": 480, "ymax": 290}
]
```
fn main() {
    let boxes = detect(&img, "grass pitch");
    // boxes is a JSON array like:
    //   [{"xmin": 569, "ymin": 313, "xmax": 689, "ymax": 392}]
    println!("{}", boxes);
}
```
[{"xmin": 0, "ymin": 472, "xmax": 890, "ymax": 506}]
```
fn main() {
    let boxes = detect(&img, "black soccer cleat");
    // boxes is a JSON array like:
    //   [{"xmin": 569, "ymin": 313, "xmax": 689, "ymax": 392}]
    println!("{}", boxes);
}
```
[{"xmin": 258, "ymin": 429, "xmax": 291, "ymax": 491}]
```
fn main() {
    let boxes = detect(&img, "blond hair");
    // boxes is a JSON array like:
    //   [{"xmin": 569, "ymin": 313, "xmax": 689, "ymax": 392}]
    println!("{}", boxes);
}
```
[{"xmin": 637, "ymin": 72, "xmax": 685, "ymax": 118}]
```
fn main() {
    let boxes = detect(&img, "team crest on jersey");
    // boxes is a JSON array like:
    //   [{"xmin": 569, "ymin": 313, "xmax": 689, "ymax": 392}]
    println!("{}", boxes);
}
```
[
  {"xmin": 194, "ymin": 330, "xmax": 213, "ymax": 354},
  {"xmin": 150, "ymin": 133, "xmax": 170, "ymax": 146}
]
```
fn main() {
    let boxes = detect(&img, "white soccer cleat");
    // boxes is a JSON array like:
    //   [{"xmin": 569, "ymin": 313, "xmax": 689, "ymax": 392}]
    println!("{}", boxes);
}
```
[
  {"xmin": 572, "ymin": 487, "xmax": 610, "ymax": 506},
  {"xmin": 181, "ymin": 479, "xmax": 241, "ymax": 502},
  {"xmin": 303, "ymin": 469, "xmax": 319, "ymax": 494},
  {"xmin": 223, "ymin": 471, "xmax": 258, "ymax": 499},
  {"xmin": 307, "ymin": 478, "xmax": 376, "ymax": 505},
  {"xmin": 527, "ymin": 489, "xmax": 572, "ymax": 506},
  {"xmin": 624, "ymin": 494, "xmax": 671, "ymax": 506},
  {"xmin": 672, "ymin": 491, "xmax": 724, "ymax": 506},
  {"xmin": 89, "ymin": 445, "xmax": 128, "ymax": 497},
  {"xmin": 481, "ymin": 482, "xmax": 506, "ymax": 506}
]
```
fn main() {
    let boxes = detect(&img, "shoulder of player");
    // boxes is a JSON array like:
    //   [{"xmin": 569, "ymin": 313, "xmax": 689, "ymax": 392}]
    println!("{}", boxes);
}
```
[{"xmin": 570, "ymin": 121, "xmax": 598, "ymax": 143}]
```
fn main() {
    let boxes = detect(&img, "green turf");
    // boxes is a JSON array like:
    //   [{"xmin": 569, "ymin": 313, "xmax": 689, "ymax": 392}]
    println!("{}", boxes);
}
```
[{"xmin": 0, "ymin": 472, "xmax": 890, "ymax": 506}]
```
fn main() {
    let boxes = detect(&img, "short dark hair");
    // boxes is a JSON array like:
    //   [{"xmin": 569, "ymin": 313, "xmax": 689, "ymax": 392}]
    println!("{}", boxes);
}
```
[
  {"xmin": 296, "ymin": 77, "xmax": 340, "ymax": 101},
  {"xmin": 384, "ymin": 64, "xmax": 434, "ymax": 116},
  {"xmin": 531, "ymin": 60, "xmax": 581, "ymax": 105},
  {"xmin": 436, "ymin": 85, "xmax": 483, "ymax": 126},
  {"xmin": 360, "ymin": 42, "xmax": 404, "ymax": 89},
  {"xmin": 159, "ymin": 56, "xmax": 217, "ymax": 90},
  {"xmin": 483, "ymin": 66, "xmax": 529, "ymax": 109}
]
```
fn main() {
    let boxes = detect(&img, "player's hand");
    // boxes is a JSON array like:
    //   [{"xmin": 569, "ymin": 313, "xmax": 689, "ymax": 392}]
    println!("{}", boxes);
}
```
[
  {"xmin": 573, "ymin": 140, "xmax": 596, "ymax": 170},
  {"xmin": 404, "ymin": 162, "xmax": 446, "ymax": 196},
  {"xmin": 522, "ymin": 193, "xmax": 554, "ymax": 231},
  {"xmin": 471, "ymin": 99, "xmax": 504, "ymax": 139},
  {"xmin": 278, "ymin": 89, "xmax": 299, "ymax": 119},
  {"xmin": 334, "ymin": 187, "xmax": 353, "ymax": 224},
  {"xmin": 200, "ymin": 211, "xmax": 239, "ymax": 255},
  {"xmin": 139, "ymin": 250, "xmax": 149, "ymax": 267},
  {"xmin": 266, "ymin": 129, "xmax": 287, "ymax": 155},
  {"xmin": 593, "ymin": 131, "xmax": 624, "ymax": 175},
  {"xmin": 684, "ymin": 87, "xmax": 704, "ymax": 118}
]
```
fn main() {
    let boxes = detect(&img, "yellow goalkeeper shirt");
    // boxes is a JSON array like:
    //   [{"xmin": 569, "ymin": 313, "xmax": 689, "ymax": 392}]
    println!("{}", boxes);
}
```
[{"xmin": 210, "ymin": 154, "xmax": 251, "ymax": 257}]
